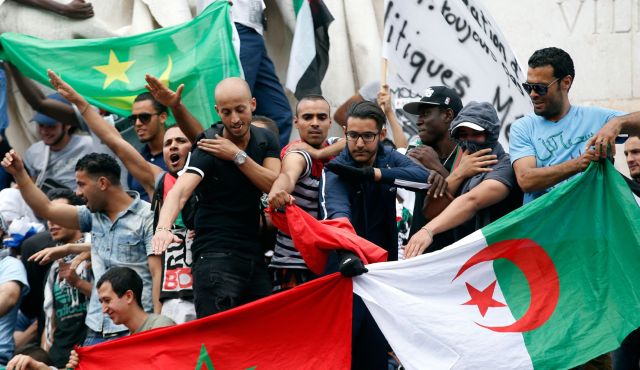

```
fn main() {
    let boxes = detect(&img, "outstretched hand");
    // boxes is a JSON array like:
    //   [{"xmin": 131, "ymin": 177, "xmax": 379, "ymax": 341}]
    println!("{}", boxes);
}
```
[
  {"xmin": 48, "ymin": 69, "xmax": 88, "ymax": 109},
  {"xmin": 151, "ymin": 229, "xmax": 182, "ymax": 255},
  {"xmin": 145, "ymin": 74, "xmax": 184, "ymax": 109}
]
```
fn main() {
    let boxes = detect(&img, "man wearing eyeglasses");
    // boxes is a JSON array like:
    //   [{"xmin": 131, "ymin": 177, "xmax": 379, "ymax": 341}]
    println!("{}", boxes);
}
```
[
  {"xmin": 509, "ymin": 47, "xmax": 630, "ymax": 204},
  {"xmin": 320, "ymin": 101, "xmax": 431, "ymax": 370},
  {"xmin": 127, "ymin": 93, "xmax": 169, "ymax": 202}
]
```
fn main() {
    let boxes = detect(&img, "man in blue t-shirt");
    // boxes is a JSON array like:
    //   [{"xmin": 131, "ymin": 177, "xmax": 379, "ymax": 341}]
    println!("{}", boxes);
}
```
[{"xmin": 509, "ymin": 47, "xmax": 637, "ymax": 204}]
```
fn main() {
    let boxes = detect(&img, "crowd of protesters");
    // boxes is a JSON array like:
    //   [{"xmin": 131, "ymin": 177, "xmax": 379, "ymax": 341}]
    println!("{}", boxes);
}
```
[{"xmin": 0, "ymin": 29, "xmax": 639, "ymax": 370}]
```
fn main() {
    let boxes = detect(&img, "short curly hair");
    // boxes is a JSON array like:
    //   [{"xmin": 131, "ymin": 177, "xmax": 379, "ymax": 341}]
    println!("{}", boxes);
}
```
[{"xmin": 528, "ymin": 47, "xmax": 575, "ymax": 80}]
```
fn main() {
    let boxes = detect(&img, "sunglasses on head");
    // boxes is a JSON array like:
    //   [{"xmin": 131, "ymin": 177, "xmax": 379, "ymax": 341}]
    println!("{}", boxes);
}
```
[
  {"xmin": 521, "ymin": 77, "xmax": 562, "ymax": 96},
  {"xmin": 128, "ymin": 112, "xmax": 160, "ymax": 124}
]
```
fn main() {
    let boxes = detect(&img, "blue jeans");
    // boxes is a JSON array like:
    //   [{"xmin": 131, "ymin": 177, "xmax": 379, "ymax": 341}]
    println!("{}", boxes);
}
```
[
  {"xmin": 236, "ymin": 23, "xmax": 293, "ymax": 147},
  {"xmin": 82, "ymin": 328, "xmax": 128, "ymax": 346},
  {"xmin": 192, "ymin": 251, "xmax": 271, "ymax": 318}
]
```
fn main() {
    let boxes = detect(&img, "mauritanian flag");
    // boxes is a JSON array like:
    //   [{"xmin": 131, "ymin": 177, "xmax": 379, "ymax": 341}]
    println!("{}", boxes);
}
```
[
  {"xmin": 75, "ymin": 273, "xmax": 352, "ymax": 369},
  {"xmin": 0, "ymin": 1, "xmax": 240, "ymax": 127},
  {"xmin": 285, "ymin": 0, "xmax": 333, "ymax": 99},
  {"xmin": 353, "ymin": 161, "xmax": 640, "ymax": 369}
]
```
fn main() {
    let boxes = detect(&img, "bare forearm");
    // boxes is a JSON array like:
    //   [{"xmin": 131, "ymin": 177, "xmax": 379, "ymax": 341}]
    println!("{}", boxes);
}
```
[
  {"xmin": 172, "ymin": 103, "xmax": 204, "ymax": 143},
  {"xmin": 517, "ymin": 159, "xmax": 580, "ymax": 193},
  {"xmin": 67, "ymin": 243, "xmax": 91, "ymax": 254},
  {"xmin": 6, "ymin": 62, "xmax": 46, "ymax": 108},
  {"xmin": 156, "ymin": 186, "xmax": 188, "ymax": 229},
  {"xmin": 71, "ymin": 279, "xmax": 92, "ymax": 297},
  {"xmin": 620, "ymin": 112, "xmax": 640, "ymax": 136},
  {"xmin": 83, "ymin": 108, "xmax": 156, "ymax": 192},
  {"xmin": 13, "ymin": 0, "xmax": 66, "ymax": 14},
  {"xmin": 239, "ymin": 159, "xmax": 279, "ymax": 193},
  {"xmin": 427, "ymin": 196, "xmax": 478, "ymax": 236},
  {"xmin": 386, "ymin": 112, "xmax": 408, "ymax": 149},
  {"xmin": 13, "ymin": 170, "xmax": 54, "ymax": 219},
  {"xmin": 270, "ymin": 173, "xmax": 296, "ymax": 195},
  {"xmin": 445, "ymin": 172, "xmax": 466, "ymax": 195}
]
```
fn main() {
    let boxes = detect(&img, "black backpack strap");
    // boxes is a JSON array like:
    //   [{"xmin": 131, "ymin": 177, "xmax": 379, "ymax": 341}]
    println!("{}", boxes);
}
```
[{"xmin": 152, "ymin": 172, "xmax": 167, "ymax": 230}]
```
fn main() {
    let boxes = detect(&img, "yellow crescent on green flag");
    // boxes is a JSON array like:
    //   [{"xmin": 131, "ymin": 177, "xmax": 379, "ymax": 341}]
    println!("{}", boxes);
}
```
[{"xmin": 0, "ymin": 0, "xmax": 241, "ymax": 127}]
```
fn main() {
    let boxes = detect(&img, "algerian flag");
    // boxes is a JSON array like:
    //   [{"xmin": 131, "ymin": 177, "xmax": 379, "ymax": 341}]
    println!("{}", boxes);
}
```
[
  {"xmin": 354, "ymin": 161, "xmax": 640, "ymax": 369},
  {"xmin": 0, "ymin": 0, "xmax": 241, "ymax": 127},
  {"xmin": 285, "ymin": 0, "xmax": 333, "ymax": 99}
]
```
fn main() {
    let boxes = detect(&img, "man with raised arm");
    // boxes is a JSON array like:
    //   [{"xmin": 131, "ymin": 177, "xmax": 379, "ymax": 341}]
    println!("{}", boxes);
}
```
[
  {"xmin": 267, "ymin": 95, "xmax": 344, "ymax": 291},
  {"xmin": 1, "ymin": 151, "xmax": 160, "ymax": 346},
  {"xmin": 48, "ymin": 71, "xmax": 198, "ymax": 323},
  {"xmin": 152, "ymin": 77, "xmax": 280, "ymax": 318}
]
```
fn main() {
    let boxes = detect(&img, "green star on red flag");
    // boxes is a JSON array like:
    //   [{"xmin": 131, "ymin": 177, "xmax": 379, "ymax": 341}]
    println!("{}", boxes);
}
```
[{"xmin": 0, "ymin": 1, "xmax": 241, "ymax": 127}]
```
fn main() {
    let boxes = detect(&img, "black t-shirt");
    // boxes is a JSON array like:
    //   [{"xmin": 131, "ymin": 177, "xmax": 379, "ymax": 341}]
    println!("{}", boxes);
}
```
[{"xmin": 185, "ymin": 123, "xmax": 279, "ymax": 259}]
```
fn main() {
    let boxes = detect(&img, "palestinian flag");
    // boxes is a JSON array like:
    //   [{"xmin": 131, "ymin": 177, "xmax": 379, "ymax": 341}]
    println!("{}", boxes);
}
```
[
  {"xmin": 353, "ymin": 161, "xmax": 640, "ymax": 369},
  {"xmin": 285, "ymin": 0, "xmax": 333, "ymax": 99},
  {"xmin": 0, "ymin": 1, "xmax": 240, "ymax": 127},
  {"xmin": 75, "ymin": 274, "xmax": 352, "ymax": 369}
]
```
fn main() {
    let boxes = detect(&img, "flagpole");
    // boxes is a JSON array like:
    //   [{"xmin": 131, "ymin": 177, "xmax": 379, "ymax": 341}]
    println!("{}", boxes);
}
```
[{"xmin": 379, "ymin": 57, "xmax": 388, "ymax": 113}]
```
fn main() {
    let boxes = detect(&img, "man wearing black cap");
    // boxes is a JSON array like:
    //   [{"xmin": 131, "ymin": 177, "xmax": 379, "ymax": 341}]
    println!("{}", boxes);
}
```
[
  {"xmin": 402, "ymin": 86, "xmax": 496, "ymax": 251},
  {"xmin": 404, "ymin": 101, "xmax": 522, "ymax": 258}
]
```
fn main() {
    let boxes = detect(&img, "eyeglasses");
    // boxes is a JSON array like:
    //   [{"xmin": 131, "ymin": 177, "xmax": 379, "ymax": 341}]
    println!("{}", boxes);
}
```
[
  {"xmin": 521, "ymin": 77, "xmax": 561, "ymax": 96},
  {"xmin": 128, "ymin": 112, "xmax": 160, "ymax": 124},
  {"xmin": 345, "ymin": 131, "xmax": 379, "ymax": 143}
]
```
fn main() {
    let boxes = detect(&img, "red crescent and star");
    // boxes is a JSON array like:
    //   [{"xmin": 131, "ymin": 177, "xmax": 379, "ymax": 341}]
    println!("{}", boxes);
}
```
[{"xmin": 452, "ymin": 239, "xmax": 560, "ymax": 333}]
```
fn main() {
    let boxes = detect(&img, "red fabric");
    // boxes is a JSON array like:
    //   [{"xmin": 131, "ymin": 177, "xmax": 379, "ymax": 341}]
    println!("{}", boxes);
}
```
[
  {"xmin": 76, "ymin": 274, "xmax": 352, "ymax": 370},
  {"xmin": 269, "ymin": 204, "xmax": 388, "ymax": 274},
  {"xmin": 163, "ymin": 172, "xmax": 177, "ymax": 200}
]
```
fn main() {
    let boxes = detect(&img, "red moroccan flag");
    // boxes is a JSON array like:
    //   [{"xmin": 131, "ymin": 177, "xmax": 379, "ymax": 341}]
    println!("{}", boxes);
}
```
[
  {"xmin": 268, "ymin": 204, "xmax": 388, "ymax": 274},
  {"xmin": 76, "ymin": 274, "xmax": 352, "ymax": 369}
]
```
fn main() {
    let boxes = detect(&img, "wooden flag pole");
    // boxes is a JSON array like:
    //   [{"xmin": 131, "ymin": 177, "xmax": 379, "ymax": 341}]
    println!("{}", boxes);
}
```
[{"xmin": 379, "ymin": 58, "xmax": 389, "ymax": 113}]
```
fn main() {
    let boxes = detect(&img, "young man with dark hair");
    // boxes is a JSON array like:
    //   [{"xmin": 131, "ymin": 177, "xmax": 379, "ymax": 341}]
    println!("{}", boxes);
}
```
[
  {"xmin": 320, "ymin": 101, "xmax": 432, "ymax": 370},
  {"xmin": 41, "ymin": 189, "xmax": 92, "ymax": 369},
  {"xmin": 510, "ymin": 47, "xmax": 640, "ymax": 204},
  {"xmin": 128, "ymin": 92, "xmax": 169, "ymax": 201},
  {"xmin": 152, "ymin": 77, "xmax": 281, "ymax": 319},
  {"xmin": 1, "ymin": 151, "xmax": 160, "ymax": 346},
  {"xmin": 267, "ymin": 95, "xmax": 344, "ymax": 291},
  {"xmin": 49, "ymin": 71, "xmax": 197, "ymax": 324}
]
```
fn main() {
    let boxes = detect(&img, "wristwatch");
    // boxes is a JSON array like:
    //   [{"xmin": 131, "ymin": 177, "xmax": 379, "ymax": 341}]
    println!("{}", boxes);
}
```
[{"xmin": 233, "ymin": 150, "xmax": 248, "ymax": 166}]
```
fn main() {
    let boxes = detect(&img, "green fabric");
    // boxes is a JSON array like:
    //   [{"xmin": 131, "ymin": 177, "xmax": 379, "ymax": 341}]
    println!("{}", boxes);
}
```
[
  {"xmin": 293, "ymin": 0, "xmax": 305, "ymax": 15},
  {"xmin": 0, "ymin": 1, "xmax": 241, "ymax": 128},
  {"xmin": 484, "ymin": 162, "xmax": 640, "ymax": 369}
]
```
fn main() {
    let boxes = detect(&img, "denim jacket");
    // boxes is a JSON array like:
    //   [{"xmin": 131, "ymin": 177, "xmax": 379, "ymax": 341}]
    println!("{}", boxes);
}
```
[{"xmin": 78, "ymin": 192, "xmax": 153, "ymax": 334}]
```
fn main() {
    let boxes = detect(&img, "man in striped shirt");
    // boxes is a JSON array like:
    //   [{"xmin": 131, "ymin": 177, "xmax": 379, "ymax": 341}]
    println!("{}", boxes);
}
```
[{"xmin": 267, "ymin": 95, "xmax": 344, "ymax": 292}]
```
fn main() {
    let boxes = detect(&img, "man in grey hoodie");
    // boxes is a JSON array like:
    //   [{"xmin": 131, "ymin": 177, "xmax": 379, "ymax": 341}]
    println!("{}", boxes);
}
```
[{"xmin": 404, "ymin": 101, "xmax": 522, "ymax": 257}]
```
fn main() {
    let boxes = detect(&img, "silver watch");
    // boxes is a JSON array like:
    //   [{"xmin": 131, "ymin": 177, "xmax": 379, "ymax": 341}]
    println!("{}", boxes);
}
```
[{"xmin": 233, "ymin": 150, "xmax": 248, "ymax": 166}]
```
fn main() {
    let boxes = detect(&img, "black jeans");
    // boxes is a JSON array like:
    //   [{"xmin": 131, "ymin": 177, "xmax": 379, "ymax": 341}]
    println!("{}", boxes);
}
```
[{"xmin": 192, "ymin": 251, "xmax": 271, "ymax": 318}]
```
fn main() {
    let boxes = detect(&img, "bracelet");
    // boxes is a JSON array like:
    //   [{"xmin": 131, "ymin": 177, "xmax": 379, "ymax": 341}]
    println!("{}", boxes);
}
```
[
  {"xmin": 155, "ymin": 227, "xmax": 171, "ymax": 233},
  {"xmin": 421, "ymin": 226, "xmax": 434, "ymax": 239},
  {"xmin": 80, "ymin": 104, "xmax": 90, "ymax": 115}
]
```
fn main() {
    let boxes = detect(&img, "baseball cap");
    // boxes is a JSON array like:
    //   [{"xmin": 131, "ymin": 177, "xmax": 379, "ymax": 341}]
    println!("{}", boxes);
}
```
[
  {"xmin": 32, "ymin": 92, "xmax": 71, "ymax": 126},
  {"xmin": 453, "ymin": 122, "xmax": 485, "ymax": 132},
  {"xmin": 402, "ymin": 86, "xmax": 463, "ymax": 117}
]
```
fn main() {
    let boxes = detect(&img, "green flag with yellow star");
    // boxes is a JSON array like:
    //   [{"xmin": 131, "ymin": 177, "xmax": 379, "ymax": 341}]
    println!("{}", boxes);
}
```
[{"xmin": 0, "ymin": 0, "xmax": 240, "ymax": 127}]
